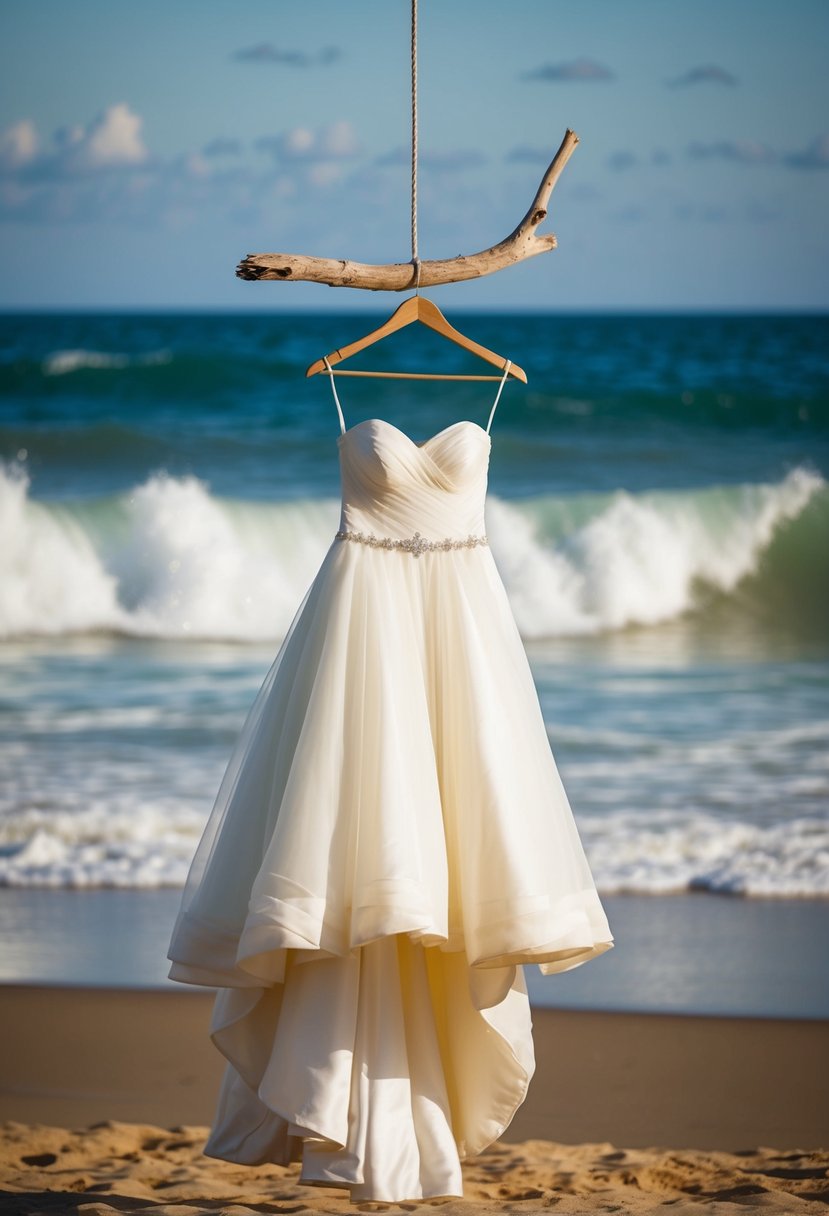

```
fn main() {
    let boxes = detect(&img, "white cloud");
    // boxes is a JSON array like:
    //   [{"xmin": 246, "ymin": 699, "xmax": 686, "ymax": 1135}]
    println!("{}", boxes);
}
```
[
  {"xmin": 0, "ymin": 120, "xmax": 38, "ymax": 171},
  {"xmin": 320, "ymin": 119, "xmax": 360, "ymax": 159},
  {"xmin": 688, "ymin": 139, "xmax": 776, "ymax": 164},
  {"xmin": 0, "ymin": 104, "xmax": 364, "ymax": 225},
  {"xmin": 280, "ymin": 127, "xmax": 315, "ymax": 158},
  {"xmin": 308, "ymin": 162, "xmax": 346, "ymax": 189},
  {"xmin": 256, "ymin": 120, "xmax": 361, "ymax": 163},
  {"xmin": 376, "ymin": 146, "xmax": 486, "ymax": 173},
  {"xmin": 0, "ymin": 103, "xmax": 148, "ymax": 183},
  {"xmin": 0, "ymin": 105, "xmax": 213, "ymax": 223},
  {"xmin": 180, "ymin": 152, "xmax": 210, "ymax": 179},
  {"xmin": 80, "ymin": 103, "xmax": 147, "ymax": 168}
]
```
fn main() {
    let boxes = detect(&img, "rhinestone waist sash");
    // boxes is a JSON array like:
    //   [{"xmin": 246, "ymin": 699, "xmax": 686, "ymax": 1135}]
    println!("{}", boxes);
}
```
[{"xmin": 335, "ymin": 527, "xmax": 488, "ymax": 558}]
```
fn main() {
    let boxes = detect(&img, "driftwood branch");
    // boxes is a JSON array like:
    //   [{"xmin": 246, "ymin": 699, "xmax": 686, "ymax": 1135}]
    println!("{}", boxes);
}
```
[{"xmin": 236, "ymin": 128, "xmax": 580, "ymax": 290}]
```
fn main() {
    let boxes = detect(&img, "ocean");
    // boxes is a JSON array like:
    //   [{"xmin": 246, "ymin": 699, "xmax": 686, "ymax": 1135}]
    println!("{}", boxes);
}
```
[{"xmin": 1, "ymin": 310, "xmax": 827, "ymax": 1014}]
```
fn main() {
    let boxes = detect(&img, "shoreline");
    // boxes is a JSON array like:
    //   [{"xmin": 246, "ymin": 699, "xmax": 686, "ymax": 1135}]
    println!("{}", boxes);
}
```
[
  {"xmin": 1, "ymin": 983, "xmax": 826, "ymax": 1151},
  {"xmin": 2, "ymin": 889, "xmax": 828, "ymax": 1020}
]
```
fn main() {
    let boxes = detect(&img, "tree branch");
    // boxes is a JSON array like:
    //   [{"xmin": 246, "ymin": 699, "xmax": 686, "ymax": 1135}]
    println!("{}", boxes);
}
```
[{"xmin": 236, "ymin": 128, "xmax": 580, "ymax": 290}]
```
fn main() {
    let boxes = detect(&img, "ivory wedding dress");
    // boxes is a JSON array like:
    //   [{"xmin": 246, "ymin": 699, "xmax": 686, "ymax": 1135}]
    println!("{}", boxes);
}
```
[{"xmin": 167, "ymin": 372, "xmax": 613, "ymax": 1203}]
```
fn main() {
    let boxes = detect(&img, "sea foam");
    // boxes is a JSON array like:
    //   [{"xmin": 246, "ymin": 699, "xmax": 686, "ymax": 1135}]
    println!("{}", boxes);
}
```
[
  {"xmin": 1, "ymin": 798, "xmax": 826, "ymax": 895},
  {"xmin": 42, "ymin": 348, "xmax": 172, "ymax": 376},
  {"xmin": 1, "ymin": 461, "xmax": 824, "ymax": 642}
]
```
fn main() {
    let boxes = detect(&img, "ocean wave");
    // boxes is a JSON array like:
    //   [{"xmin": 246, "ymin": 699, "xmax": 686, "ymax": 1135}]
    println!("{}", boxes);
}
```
[
  {"xmin": 1, "ymin": 461, "xmax": 825, "ymax": 641},
  {"xmin": 580, "ymin": 809, "xmax": 829, "ymax": 898},
  {"xmin": 0, "ymin": 803, "xmax": 203, "ymax": 889},
  {"xmin": 42, "ymin": 348, "xmax": 172, "ymax": 376},
  {"xmin": 0, "ymin": 799, "xmax": 826, "ymax": 895},
  {"xmin": 492, "ymin": 465, "xmax": 827, "ymax": 637},
  {"xmin": 0, "ymin": 347, "xmax": 294, "ymax": 399}
]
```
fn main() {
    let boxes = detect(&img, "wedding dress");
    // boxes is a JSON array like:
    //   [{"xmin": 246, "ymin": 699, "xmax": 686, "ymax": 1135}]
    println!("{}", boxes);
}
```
[{"xmin": 167, "ymin": 367, "xmax": 613, "ymax": 1203}]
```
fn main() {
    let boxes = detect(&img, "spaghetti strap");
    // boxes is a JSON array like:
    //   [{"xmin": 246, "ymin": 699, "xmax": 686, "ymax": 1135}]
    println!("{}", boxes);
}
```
[
  {"xmin": 323, "ymin": 356, "xmax": 347, "ymax": 435},
  {"xmin": 485, "ymin": 359, "xmax": 512, "ymax": 434}
]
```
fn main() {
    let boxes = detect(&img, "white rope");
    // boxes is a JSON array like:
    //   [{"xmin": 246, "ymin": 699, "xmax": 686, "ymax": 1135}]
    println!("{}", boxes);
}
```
[
  {"xmin": 410, "ymin": 0, "xmax": 419, "ymax": 288},
  {"xmin": 485, "ymin": 360, "xmax": 512, "ymax": 434}
]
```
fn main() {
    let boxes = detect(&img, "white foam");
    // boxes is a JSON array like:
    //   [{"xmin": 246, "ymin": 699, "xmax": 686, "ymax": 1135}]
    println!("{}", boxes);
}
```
[
  {"xmin": 0, "ymin": 462, "xmax": 123, "ymax": 637},
  {"xmin": 0, "ymin": 803, "xmax": 204, "ymax": 888},
  {"xmin": 0, "ymin": 464, "xmax": 336, "ymax": 641},
  {"xmin": 1, "ymin": 625, "xmax": 825, "ymax": 894},
  {"xmin": 42, "ymin": 348, "xmax": 171, "ymax": 375},
  {"xmin": 1, "ymin": 798, "xmax": 826, "ymax": 895},
  {"xmin": 579, "ymin": 810, "xmax": 829, "ymax": 898},
  {"xmin": 491, "ymin": 466, "xmax": 824, "ymax": 637},
  {"xmin": 0, "ymin": 462, "xmax": 824, "ymax": 642}
]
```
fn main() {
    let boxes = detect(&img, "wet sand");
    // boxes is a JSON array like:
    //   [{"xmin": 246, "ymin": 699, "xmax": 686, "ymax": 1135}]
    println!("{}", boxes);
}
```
[{"xmin": 0, "ymin": 984, "xmax": 827, "ymax": 1212}]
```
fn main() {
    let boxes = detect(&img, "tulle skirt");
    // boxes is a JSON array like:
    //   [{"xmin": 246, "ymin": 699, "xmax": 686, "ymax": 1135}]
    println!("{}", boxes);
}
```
[{"xmin": 167, "ymin": 538, "xmax": 613, "ymax": 1201}]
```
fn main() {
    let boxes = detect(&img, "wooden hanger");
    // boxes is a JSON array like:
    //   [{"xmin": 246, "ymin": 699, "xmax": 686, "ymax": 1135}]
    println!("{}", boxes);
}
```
[{"xmin": 305, "ymin": 295, "xmax": 527, "ymax": 383}]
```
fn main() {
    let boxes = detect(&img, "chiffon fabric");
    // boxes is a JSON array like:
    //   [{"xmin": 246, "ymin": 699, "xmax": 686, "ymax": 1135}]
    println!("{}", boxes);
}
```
[{"xmin": 167, "ymin": 413, "xmax": 613, "ymax": 1203}]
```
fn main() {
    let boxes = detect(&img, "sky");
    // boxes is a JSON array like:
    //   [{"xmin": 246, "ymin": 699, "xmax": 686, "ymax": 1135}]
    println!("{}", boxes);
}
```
[{"xmin": 1, "ymin": 0, "xmax": 827, "ymax": 311}]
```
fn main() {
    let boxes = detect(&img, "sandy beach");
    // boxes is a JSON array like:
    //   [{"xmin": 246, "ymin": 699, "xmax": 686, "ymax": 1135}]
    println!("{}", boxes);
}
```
[
  {"xmin": 3, "ymin": 0, "xmax": 829, "ymax": 1202},
  {"xmin": 1, "ymin": 984, "xmax": 827, "ymax": 1213}
]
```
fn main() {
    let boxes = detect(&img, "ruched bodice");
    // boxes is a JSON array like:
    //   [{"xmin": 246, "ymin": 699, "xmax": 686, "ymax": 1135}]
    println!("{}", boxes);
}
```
[{"xmin": 336, "ymin": 418, "xmax": 491, "ymax": 541}]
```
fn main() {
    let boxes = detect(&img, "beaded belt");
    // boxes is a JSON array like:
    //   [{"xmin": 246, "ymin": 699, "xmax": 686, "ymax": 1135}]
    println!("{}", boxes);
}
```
[{"xmin": 335, "ymin": 527, "xmax": 488, "ymax": 558}]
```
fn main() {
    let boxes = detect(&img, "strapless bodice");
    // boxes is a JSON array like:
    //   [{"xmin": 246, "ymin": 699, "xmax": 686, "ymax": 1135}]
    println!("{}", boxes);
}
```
[{"xmin": 336, "ymin": 418, "xmax": 491, "ymax": 542}]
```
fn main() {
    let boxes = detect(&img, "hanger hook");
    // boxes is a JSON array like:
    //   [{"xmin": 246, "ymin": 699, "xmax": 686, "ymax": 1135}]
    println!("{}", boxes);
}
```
[{"xmin": 411, "ymin": 256, "xmax": 422, "ymax": 294}]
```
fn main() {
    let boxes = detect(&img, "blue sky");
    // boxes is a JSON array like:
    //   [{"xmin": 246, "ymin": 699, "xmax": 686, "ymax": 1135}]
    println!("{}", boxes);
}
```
[{"xmin": 1, "ymin": 0, "xmax": 827, "ymax": 310}]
